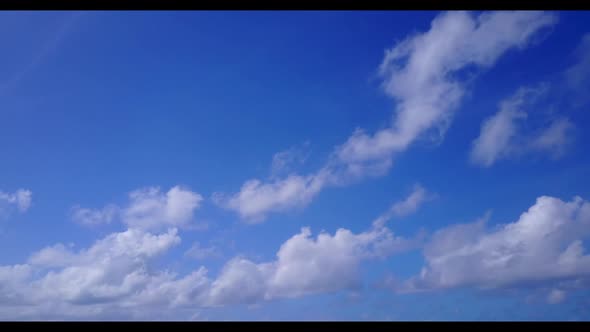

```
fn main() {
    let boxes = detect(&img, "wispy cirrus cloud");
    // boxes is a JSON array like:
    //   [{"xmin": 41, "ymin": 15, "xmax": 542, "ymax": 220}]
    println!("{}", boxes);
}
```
[
  {"xmin": 0, "ymin": 12, "xmax": 84, "ymax": 97},
  {"xmin": 470, "ymin": 83, "xmax": 575, "ymax": 167},
  {"xmin": 565, "ymin": 33, "xmax": 590, "ymax": 105},
  {"xmin": 372, "ymin": 184, "xmax": 434, "ymax": 228},
  {"xmin": 215, "ymin": 11, "xmax": 558, "ymax": 222}
]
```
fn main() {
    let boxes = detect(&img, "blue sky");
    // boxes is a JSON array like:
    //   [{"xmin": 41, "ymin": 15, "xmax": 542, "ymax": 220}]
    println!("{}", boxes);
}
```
[{"xmin": 1, "ymin": 10, "xmax": 590, "ymax": 320}]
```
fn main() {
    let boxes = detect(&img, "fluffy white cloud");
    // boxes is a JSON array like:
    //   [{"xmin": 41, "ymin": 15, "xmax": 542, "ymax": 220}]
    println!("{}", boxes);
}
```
[
  {"xmin": 0, "ymin": 189, "xmax": 32, "ymax": 213},
  {"xmin": 29, "ymin": 228, "xmax": 181, "ymax": 269},
  {"xmin": 72, "ymin": 186, "xmax": 203, "ymax": 231},
  {"xmin": 394, "ymin": 196, "xmax": 590, "ymax": 292},
  {"xmin": 31, "ymin": 228, "xmax": 182, "ymax": 304},
  {"xmin": 0, "ymin": 265, "xmax": 32, "ymax": 305},
  {"xmin": 0, "ymin": 214, "xmax": 419, "ymax": 319},
  {"xmin": 208, "ymin": 258, "xmax": 272, "ymax": 306},
  {"xmin": 209, "ymin": 223, "xmax": 418, "ymax": 305},
  {"xmin": 217, "ymin": 11, "xmax": 557, "ymax": 222},
  {"xmin": 19, "ymin": 194, "xmax": 589, "ymax": 318},
  {"xmin": 213, "ymin": 171, "xmax": 330, "ymax": 222},
  {"xmin": 122, "ymin": 186, "xmax": 203, "ymax": 230},
  {"xmin": 373, "ymin": 185, "xmax": 432, "ymax": 228},
  {"xmin": 471, "ymin": 85, "xmax": 574, "ymax": 167},
  {"xmin": 268, "ymin": 225, "xmax": 415, "ymax": 297},
  {"xmin": 0, "ymin": 227, "xmax": 214, "ymax": 319},
  {"xmin": 28, "ymin": 243, "xmax": 78, "ymax": 268},
  {"xmin": 0, "ymin": 180, "xmax": 428, "ymax": 319}
]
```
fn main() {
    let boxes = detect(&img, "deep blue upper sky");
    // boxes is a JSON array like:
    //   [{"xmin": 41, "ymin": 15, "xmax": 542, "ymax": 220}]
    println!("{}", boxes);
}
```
[{"xmin": 1, "ymin": 11, "xmax": 590, "ymax": 320}]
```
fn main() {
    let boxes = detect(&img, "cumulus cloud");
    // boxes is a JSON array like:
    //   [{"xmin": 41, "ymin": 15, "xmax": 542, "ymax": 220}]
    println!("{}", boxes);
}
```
[
  {"xmin": 72, "ymin": 186, "xmax": 203, "ymax": 231},
  {"xmin": 12, "ymin": 193, "xmax": 588, "ymax": 318},
  {"xmin": 208, "ymin": 258, "xmax": 272, "ymax": 306},
  {"xmin": 31, "ymin": 228, "xmax": 183, "ymax": 304},
  {"xmin": 0, "ymin": 265, "xmax": 32, "ymax": 305},
  {"xmin": 30, "ymin": 228, "xmax": 181, "ymax": 268},
  {"xmin": 217, "ymin": 11, "xmax": 557, "ymax": 222},
  {"xmin": 209, "ymin": 223, "xmax": 418, "ymax": 305},
  {"xmin": 122, "ymin": 186, "xmax": 203, "ymax": 230},
  {"xmin": 373, "ymin": 185, "xmax": 432, "ymax": 228},
  {"xmin": 393, "ymin": 195, "xmax": 590, "ymax": 293},
  {"xmin": 471, "ymin": 85, "xmax": 574, "ymax": 167},
  {"xmin": 213, "ymin": 171, "xmax": 330, "ymax": 222},
  {"xmin": 0, "ymin": 189, "xmax": 32, "ymax": 213},
  {"xmin": 0, "ymin": 205, "xmax": 421, "ymax": 319},
  {"xmin": 0, "ymin": 227, "xmax": 213, "ymax": 319},
  {"xmin": 28, "ymin": 243, "xmax": 78, "ymax": 269}
]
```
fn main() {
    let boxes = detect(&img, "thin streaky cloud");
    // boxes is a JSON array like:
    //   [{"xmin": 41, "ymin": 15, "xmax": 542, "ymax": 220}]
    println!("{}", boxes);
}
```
[
  {"xmin": 0, "ymin": 12, "xmax": 84, "ymax": 97},
  {"xmin": 216, "ymin": 11, "xmax": 557, "ymax": 222}
]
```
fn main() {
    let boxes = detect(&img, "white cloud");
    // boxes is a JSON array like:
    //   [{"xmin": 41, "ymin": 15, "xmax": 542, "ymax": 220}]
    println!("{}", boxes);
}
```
[
  {"xmin": 0, "ymin": 212, "xmax": 420, "ymax": 319},
  {"xmin": 337, "ymin": 11, "xmax": 557, "ymax": 170},
  {"xmin": 1, "ymin": 229, "xmax": 176, "ymax": 302},
  {"xmin": 0, "ymin": 227, "xmax": 215, "ymax": 319},
  {"xmin": 209, "ymin": 223, "xmax": 418, "ymax": 305},
  {"xmin": 470, "ymin": 85, "xmax": 543, "ymax": 166},
  {"xmin": 128, "ymin": 268, "xmax": 210, "ymax": 310},
  {"xmin": 29, "ymin": 180, "xmax": 585, "ymax": 319},
  {"xmin": 28, "ymin": 243, "xmax": 78, "ymax": 268},
  {"xmin": 31, "ymin": 228, "xmax": 182, "ymax": 305},
  {"xmin": 268, "ymin": 225, "xmax": 414, "ymax": 297},
  {"xmin": 0, "ymin": 189, "xmax": 32, "ymax": 213},
  {"xmin": 0, "ymin": 185, "xmax": 207, "ymax": 318},
  {"xmin": 29, "ymin": 228, "xmax": 181, "ymax": 269},
  {"xmin": 72, "ymin": 186, "xmax": 203, "ymax": 231},
  {"xmin": 471, "ymin": 85, "xmax": 574, "ymax": 167},
  {"xmin": 123, "ymin": 186, "xmax": 203, "ymax": 230},
  {"xmin": 208, "ymin": 258, "xmax": 272, "ymax": 306},
  {"xmin": 0, "ymin": 184, "xmax": 430, "ymax": 319},
  {"xmin": 394, "ymin": 195, "xmax": 590, "ymax": 292},
  {"xmin": 373, "ymin": 185, "xmax": 432, "ymax": 228},
  {"xmin": 71, "ymin": 205, "xmax": 118, "ymax": 226},
  {"xmin": 0, "ymin": 265, "xmax": 32, "ymax": 305},
  {"xmin": 213, "ymin": 171, "xmax": 330, "ymax": 223},
  {"xmin": 217, "ymin": 11, "xmax": 557, "ymax": 222}
]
